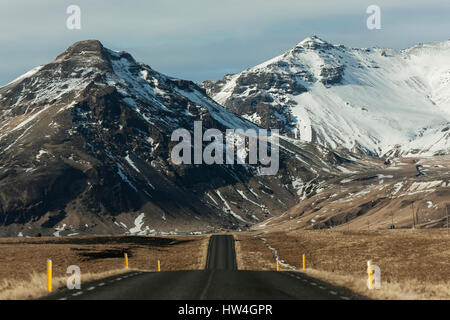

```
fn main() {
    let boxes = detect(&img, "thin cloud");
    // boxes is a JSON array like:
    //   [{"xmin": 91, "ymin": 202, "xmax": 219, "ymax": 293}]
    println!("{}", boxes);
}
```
[{"xmin": 0, "ymin": 0, "xmax": 449, "ymax": 84}]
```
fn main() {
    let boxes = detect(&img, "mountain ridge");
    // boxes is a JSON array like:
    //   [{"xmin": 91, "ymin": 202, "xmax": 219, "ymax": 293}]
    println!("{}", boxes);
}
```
[
  {"xmin": 0, "ymin": 40, "xmax": 353, "ymax": 237},
  {"xmin": 2, "ymin": 38, "xmax": 449, "ymax": 237},
  {"xmin": 202, "ymin": 36, "xmax": 450, "ymax": 157}
]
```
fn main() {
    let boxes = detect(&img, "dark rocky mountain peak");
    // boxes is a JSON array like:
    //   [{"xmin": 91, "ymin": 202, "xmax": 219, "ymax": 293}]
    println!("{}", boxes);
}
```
[{"xmin": 56, "ymin": 40, "xmax": 106, "ymax": 60}]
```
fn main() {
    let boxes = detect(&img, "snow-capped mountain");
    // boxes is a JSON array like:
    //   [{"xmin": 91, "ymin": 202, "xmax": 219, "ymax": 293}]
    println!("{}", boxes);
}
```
[
  {"xmin": 202, "ymin": 36, "xmax": 450, "ymax": 157},
  {"xmin": 0, "ymin": 40, "xmax": 356, "ymax": 236}
]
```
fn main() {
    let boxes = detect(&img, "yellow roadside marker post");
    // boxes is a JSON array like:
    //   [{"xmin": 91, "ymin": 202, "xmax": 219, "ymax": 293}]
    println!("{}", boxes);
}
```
[
  {"xmin": 124, "ymin": 253, "xmax": 129, "ymax": 269},
  {"xmin": 302, "ymin": 254, "xmax": 306, "ymax": 270},
  {"xmin": 46, "ymin": 259, "xmax": 52, "ymax": 293},
  {"xmin": 367, "ymin": 260, "xmax": 374, "ymax": 289},
  {"xmin": 158, "ymin": 260, "xmax": 161, "ymax": 272},
  {"xmin": 276, "ymin": 260, "xmax": 280, "ymax": 272}
]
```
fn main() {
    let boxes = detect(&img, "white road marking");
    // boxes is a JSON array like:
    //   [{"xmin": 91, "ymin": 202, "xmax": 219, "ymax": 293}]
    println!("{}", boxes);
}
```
[
  {"xmin": 72, "ymin": 291, "xmax": 83, "ymax": 297},
  {"xmin": 329, "ymin": 291, "xmax": 337, "ymax": 295},
  {"xmin": 341, "ymin": 296, "xmax": 351, "ymax": 300},
  {"xmin": 87, "ymin": 286, "xmax": 95, "ymax": 291},
  {"xmin": 98, "ymin": 282, "xmax": 105, "ymax": 286},
  {"xmin": 58, "ymin": 297, "xmax": 67, "ymax": 300}
]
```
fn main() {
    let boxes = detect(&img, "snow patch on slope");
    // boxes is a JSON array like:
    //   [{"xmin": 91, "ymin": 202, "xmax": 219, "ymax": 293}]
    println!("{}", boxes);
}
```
[{"xmin": 128, "ymin": 213, "xmax": 150, "ymax": 235}]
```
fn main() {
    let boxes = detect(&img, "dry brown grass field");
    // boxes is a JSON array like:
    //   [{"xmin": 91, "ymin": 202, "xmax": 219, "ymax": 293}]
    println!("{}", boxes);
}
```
[
  {"xmin": 0, "ymin": 235, "xmax": 209, "ymax": 300},
  {"xmin": 235, "ymin": 229, "xmax": 450, "ymax": 299}
]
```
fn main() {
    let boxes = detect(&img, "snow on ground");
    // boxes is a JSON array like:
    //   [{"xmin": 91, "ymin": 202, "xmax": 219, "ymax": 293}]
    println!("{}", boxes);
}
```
[
  {"xmin": 408, "ymin": 181, "xmax": 443, "ymax": 193},
  {"xmin": 391, "ymin": 182, "xmax": 404, "ymax": 196},
  {"xmin": 175, "ymin": 87, "xmax": 258, "ymax": 132},
  {"xmin": 260, "ymin": 237, "xmax": 296, "ymax": 270},
  {"xmin": 128, "ymin": 213, "xmax": 150, "ymax": 235},
  {"xmin": 53, "ymin": 224, "xmax": 66, "ymax": 237},
  {"xmin": 125, "ymin": 153, "xmax": 140, "ymax": 173},
  {"xmin": 206, "ymin": 193, "xmax": 218, "ymax": 206},
  {"xmin": 337, "ymin": 166, "xmax": 356, "ymax": 174},
  {"xmin": 242, "ymin": 112, "xmax": 262, "ymax": 126},
  {"xmin": 236, "ymin": 189, "xmax": 269, "ymax": 217},
  {"xmin": 237, "ymin": 189, "xmax": 259, "ymax": 205},
  {"xmin": 216, "ymin": 190, "xmax": 247, "ymax": 223},
  {"xmin": 117, "ymin": 165, "xmax": 137, "ymax": 191},
  {"xmin": 36, "ymin": 149, "xmax": 48, "ymax": 160},
  {"xmin": 248, "ymin": 188, "xmax": 260, "ymax": 199},
  {"xmin": 291, "ymin": 177, "xmax": 304, "ymax": 195}
]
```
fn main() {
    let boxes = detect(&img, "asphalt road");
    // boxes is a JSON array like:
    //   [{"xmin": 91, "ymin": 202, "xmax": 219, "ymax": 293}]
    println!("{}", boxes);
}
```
[
  {"xmin": 46, "ymin": 235, "xmax": 363, "ymax": 300},
  {"xmin": 205, "ymin": 234, "xmax": 237, "ymax": 270}
]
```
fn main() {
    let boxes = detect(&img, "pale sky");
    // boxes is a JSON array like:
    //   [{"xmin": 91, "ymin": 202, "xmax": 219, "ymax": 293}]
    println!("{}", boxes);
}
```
[{"xmin": 0, "ymin": 0, "xmax": 449, "ymax": 84}]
